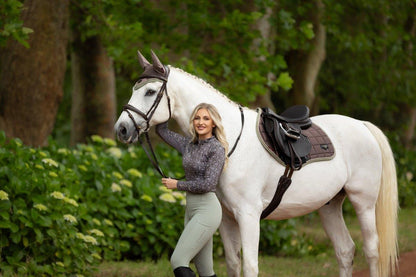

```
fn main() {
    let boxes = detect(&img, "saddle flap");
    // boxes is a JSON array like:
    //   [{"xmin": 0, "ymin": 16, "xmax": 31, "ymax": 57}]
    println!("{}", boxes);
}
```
[
  {"xmin": 276, "ymin": 126, "xmax": 311, "ymax": 160},
  {"xmin": 260, "ymin": 106, "xmax": 313, "ymax": 169}
]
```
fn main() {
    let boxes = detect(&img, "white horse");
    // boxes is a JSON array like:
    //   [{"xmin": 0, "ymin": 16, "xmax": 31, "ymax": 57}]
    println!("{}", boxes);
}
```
[{"xmin": 114, "ymin": 51, "xmax": 398, "ymax": 277}]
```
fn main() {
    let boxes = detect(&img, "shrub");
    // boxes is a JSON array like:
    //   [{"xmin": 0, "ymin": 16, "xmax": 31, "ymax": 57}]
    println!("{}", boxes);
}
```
[
  {"xmin": 392, "ymin": 142, "xmax": 416, "ymax": 207},
  {"xmin": 0, "ymin": 131, "xmax": 312, "ymax": 276},
  {"xmin": 0, "ymin": 135, "xmax": 101, "ymax": 276}
]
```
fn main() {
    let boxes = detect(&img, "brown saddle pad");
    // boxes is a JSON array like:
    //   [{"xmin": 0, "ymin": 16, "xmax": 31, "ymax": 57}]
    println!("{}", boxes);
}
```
[{"xmin": 256, "ymin": 109, "xmax": 335, "ymax": 166}]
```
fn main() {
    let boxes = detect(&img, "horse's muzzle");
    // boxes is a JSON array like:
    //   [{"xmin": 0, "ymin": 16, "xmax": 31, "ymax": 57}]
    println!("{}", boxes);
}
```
[{"xmin": 116, "ymin": 121, "xmax": 139, "ymax": 144}]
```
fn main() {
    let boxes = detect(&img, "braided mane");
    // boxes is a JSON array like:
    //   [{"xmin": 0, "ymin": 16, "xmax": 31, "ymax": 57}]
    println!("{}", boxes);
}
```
[{"xmin": 169, "ymin": 66, "xmax": 239, "ymax": 107}]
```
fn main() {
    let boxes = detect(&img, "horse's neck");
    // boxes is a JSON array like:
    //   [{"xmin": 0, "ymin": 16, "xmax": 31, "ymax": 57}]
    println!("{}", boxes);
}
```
[{"xmin": 168, "ymin": 67, "xmax": 240, "ymax": 136}]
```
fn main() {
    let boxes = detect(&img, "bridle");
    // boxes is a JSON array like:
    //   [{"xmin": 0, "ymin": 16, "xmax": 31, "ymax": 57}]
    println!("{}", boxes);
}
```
[
  {"xmin": 122, "ymin": 66, "xmax": 172, "ymax": 178},
  {"xmin": 123, "ymin": 66, "xmax": 171, "ymax": 133},
  {"xmin": 122, "ymin": 65, "xmax": 244, "ymax": 178}
]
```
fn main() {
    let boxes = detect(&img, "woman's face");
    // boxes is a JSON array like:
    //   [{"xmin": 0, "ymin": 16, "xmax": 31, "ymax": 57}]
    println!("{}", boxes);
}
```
[{"xmin": 193, "ymin": 108, "xmax": 215, "ymax": 140}]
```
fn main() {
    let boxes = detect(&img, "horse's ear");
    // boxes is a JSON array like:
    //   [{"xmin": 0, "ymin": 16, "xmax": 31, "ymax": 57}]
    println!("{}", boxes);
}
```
[
  {"xmin": 150, "ymin": 50, "xmax": 165, "ymax": 74},
  {"xmin": 137, "ymin": 50, "xmax": 150, "ymax": 69}
]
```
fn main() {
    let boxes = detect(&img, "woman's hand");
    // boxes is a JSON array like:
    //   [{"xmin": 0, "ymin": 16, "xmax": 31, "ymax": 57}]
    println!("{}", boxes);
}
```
[{"xmin": 161, "ymin": 178, "xmax": 178, "ymax": 190}]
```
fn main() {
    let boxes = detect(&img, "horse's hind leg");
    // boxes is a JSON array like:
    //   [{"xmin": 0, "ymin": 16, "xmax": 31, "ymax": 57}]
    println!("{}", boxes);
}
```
[
  {"xmin": 347, "ymin": 193, "xmax": 379, "ymax": 277},
  {"xmin": 219, "ymin": 209, "xmax": 242, "ymax": 277},
  {"xmin": 319, "ymin": 190, "xmax": 355, "ymax": 277}
]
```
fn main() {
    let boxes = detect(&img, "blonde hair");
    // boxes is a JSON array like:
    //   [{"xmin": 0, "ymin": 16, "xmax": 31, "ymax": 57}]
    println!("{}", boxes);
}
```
[{"xmin": 189, "ymin": 103, "xmax": 229, "ymax": 166}]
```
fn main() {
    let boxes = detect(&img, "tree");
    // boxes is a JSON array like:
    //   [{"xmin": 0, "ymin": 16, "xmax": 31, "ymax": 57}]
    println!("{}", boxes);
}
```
[
  {"xmin": 285, "ymin": 0, "xmax": 326, "ymax": 114},
  {"xmin": 319, "ymin": 0, "xmax": 416, "ymax": 141},
  {"xmin": 0, "ymin": 0, "xmax": 69, "ymax": 146},
  {"xmin": 69, "ymin": 2, "xmax": 116, "ymax": 145}
]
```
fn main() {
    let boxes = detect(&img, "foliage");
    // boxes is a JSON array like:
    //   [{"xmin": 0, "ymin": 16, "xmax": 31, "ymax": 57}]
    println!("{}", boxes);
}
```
[
  {"xmin": 0, "ymin": 0, "xmax": 33, "ymax": 48},
  {"xmin": 391, "ymin": 136, "xmax": 416, "ymax": 207},
  {"xmin": 319, "ymin": 0, "xmax": 416, "ymax": 130},
  {"xmin": 0, "ymin": 131, "xmax": 316, "ymax": 276},
  {"xmin": 66, "ymin": 0, "xmax": 303, "ymax": 109},
  {"xmin": 0, "ymin": 135, "xmax": 101, "ymax": 276}
]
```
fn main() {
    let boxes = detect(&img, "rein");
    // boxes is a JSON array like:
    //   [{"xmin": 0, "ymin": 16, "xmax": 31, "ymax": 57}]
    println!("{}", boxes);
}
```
[{"xmin": 123, "ymin": 68, "xmax": 245, "ymax": 178}]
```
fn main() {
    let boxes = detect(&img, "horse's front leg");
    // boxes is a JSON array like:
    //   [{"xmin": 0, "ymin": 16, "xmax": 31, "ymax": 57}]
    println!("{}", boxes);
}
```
[
  {"xmin": 236, "ymin": 208, "xmax": 261, "ymax": 277},
  {"xmin": 219, "ymin": 209, "xmax": 242, "ymax": 277}
]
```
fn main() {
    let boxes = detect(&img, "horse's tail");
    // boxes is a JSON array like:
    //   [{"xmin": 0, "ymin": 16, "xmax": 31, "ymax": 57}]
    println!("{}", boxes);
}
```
[{"xmin": 364, "ymin": 121, "xmax": 399, "ymax": 277}]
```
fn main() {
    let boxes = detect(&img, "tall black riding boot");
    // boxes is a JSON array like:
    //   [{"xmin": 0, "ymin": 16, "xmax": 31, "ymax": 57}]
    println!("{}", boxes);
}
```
[{"xmin": 173, "ymin": 266, "xmax": 196, "ymax": 277}]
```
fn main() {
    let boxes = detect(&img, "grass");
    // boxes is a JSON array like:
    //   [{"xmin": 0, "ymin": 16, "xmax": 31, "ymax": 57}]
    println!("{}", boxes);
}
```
[{"xmin": 94, "ymin": 207, "xmax": 416, "ymax": 277}]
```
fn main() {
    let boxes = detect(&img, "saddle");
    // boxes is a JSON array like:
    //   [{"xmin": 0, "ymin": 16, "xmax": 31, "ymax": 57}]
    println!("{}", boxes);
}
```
[
  {"xmin": 258, "ymin": 105, "xmax": 335, "ymax": 220},
  {"xmin": 261, "ymin": 105, "xmax": 312, "ymax": 170}
]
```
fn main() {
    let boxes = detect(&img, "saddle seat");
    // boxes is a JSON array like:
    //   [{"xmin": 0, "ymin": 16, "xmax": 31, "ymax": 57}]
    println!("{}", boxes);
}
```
[{"xmin": 264, "ymin": 105, "xmax": 312, "ymax": 129}]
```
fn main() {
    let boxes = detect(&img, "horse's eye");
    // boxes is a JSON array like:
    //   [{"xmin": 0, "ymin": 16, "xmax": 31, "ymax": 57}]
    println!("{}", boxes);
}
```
[{"xmin": 145, "ymin": 89, "xmax": 157, "ymax": 96}]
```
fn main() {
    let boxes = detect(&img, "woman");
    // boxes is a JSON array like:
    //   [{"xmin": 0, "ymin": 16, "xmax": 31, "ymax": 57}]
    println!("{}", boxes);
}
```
[{"xmin": 156, "ymin": 103, "xmax": 228, "ymax": 277}]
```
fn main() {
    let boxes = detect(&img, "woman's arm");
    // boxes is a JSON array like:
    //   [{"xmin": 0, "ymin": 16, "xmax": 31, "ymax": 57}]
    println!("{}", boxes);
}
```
[{"xmin": 155, "ymin": 122, "xmax": 188, "ymax": 153}]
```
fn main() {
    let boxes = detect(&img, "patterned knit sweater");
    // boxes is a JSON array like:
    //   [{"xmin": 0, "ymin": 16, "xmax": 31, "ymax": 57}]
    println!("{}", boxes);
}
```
[{"xmin": 156, "ymin": 122, "xmax": 225, "ymax": 193}]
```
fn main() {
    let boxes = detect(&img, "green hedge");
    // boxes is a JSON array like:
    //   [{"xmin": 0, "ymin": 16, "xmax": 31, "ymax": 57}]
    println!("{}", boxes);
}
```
[{"xmin": 0, "ymin": 132, "xmax": 319, "ymax": 276}]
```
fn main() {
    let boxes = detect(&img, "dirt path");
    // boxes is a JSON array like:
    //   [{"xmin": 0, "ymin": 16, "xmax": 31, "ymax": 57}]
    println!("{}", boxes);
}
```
[{"xmin": 353, "ymin": 250, "xmax": 416, "ymax": 277}]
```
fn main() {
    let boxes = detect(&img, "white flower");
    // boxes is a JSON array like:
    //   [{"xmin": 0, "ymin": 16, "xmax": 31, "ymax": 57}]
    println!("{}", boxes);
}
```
[
  {"xmin": 112, "ymin": 171, "xmax": 123, "ymax": 179},
  {"xmin": 50, "ymin": 191, "xmax": 65, "ymax": 199},
  {"xmin": 42, "ymin": 158, "xmax": 59, "ymax": 167},
  {"xmin": 0, "ymin": 190, "xmax": 9, "ymax": 201},
  {"xmin": 89, "ymin": 229, "xmax": 104, "ymax": 237},
  {"xmin": 57, "ymin": 148, "xmax": 69, "ymax": 155},
  {"xmin": 83, "ymin": 235, "xmax": 98, "ymax": 245},
  {"xmin": 111, "ymin": 183, "xmax": 122, "ymax": 192},
  {"xmin": 120, "ymin": 179, "xmax": 132, "ymax": 188},
  {"xmin": 63, "ymin": 197, "xmax": 79, "ymax": 207},
  {"xmin": 34, "ymin": 203, "xmax": 48, "ymax": 211},
  {"xmin": 159, "ymin": 193, "xmax": 176, "ymax": 203},
  {"xmin": 63, "ymin": 214, "xmax": 77, "ymax": 224},
  {"xmin": 107, "ymin": 147, "xmax": 122, "ymax": 158},
  {"xmin": 104, "ymin": 138, "xmax": 117, "ymax": 146},
  {"xmin": 172, "ymin": 191, "xmax": 185, "ymax": 200},
  {"xmin": 141, "ymin": 194, "xmax": 152, "ymax": 202},
  {"xmin": 127, "ymin": 168, "xmax": 143, "ymax": 178},
  {"xmin": 158, "ymin": 186, "xmax": 171, "ymax": 193},
  {"xmin": 91, "ymin": 135, "xmax": 103, "ymax": 143}
]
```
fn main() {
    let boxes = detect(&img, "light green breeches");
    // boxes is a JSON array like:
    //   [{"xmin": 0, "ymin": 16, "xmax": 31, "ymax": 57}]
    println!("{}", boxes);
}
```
[{"xmin": 170, "ymin": 192, "xmax": 222, "ymax": 276}]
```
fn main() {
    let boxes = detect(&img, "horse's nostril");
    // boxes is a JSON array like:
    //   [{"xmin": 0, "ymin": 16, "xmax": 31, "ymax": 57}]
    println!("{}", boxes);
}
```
[
  {"xmin": 117, "ymin": 123, "xmax": 129, "ymax": 140},
  {"xmin": 120, "ymin": 126, "xmax": 127, "ymax": 135}
]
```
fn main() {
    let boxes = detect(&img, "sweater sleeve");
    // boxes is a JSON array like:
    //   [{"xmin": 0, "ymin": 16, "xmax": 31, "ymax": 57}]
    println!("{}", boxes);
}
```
[
  {"xmin": 177, "ymin": 144, "xmax": 225, "ymax": 193},
  {"xmin": 155, "ymin": 122, "xmax": 188, "ymax": 154}
]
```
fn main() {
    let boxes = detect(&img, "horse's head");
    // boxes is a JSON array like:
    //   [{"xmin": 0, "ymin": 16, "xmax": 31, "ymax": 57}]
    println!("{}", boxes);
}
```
[{"xmin": 115, "ymin": 50, "xmax": 172, "ymax": 144}]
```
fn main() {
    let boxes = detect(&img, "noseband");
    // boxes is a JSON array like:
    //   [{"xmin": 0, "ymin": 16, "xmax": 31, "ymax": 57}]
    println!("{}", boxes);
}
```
[{"xmin": 123, "ymin": 66, "xmax": 171, "ymax": 133}]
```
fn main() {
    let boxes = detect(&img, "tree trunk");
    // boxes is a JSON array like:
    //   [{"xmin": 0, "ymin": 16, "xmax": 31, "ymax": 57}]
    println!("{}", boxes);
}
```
[
  {"xmin": 403, "ymin": 13, "xmax": 416, "ymax": 149},
  {"xmin": 70, "ymin": 24, "xmax": 116, "ymax": 145},
  {"xmin": 0, "ymin": 0, "xmax": 69, "ymax": 146},
  {"xmin": 287, "ymin": 0, "xmax": 326, "ymax": 115},
  {"xmin": 249, "ymin": 4, "xmax": 276, "ymax": 110}
]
